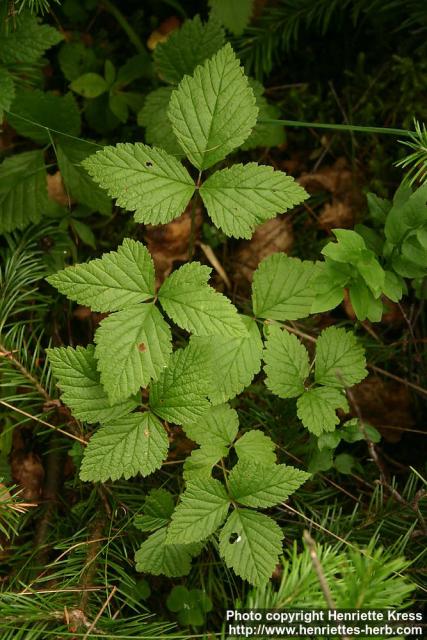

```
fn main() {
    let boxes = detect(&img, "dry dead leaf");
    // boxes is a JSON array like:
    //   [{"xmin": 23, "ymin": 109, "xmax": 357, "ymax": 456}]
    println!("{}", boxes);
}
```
[
  {"xmin": 298, "ymin": 157, "xmax": 363, "ymax": 231},
  {"xmin": 232, "ymin": 216, "xmax": 294, "ymax": 285},
  {"xmin": 350, "ymin": 377, "xmax": 415, "ymax": 443},
  {"xmin": 47, "ymin": 171, "xmax": 73, "ymax": 207},
  {"xmin": 10, "ymin": 451, "xmax": 44, "ymax": 501},
  {"xmin": 143, "ymin": 209, "xmax": 202, "ymax": 286}
]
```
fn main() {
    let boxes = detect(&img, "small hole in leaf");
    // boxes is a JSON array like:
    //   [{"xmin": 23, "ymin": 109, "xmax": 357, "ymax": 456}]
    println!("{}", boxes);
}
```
[
  {"xmin": 229, "ymin": 533, "xmax": 240, "ymax": 544},
  {"xmin": 145, "ymin": 161, "xmax": 153, "ymax": 167},
  {"xmin": 138, "ymin": 342, "xmax": 147, "ymax": 352}
]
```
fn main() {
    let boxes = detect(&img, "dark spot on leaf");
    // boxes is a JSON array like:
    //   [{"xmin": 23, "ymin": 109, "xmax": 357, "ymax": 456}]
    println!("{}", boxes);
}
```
[
  {"xmin": 229, "ymin": 532, "xmax": 239, "ymax": 544},
  {"xmin": 145, "ymin": 161, "xmax": 153, "ymax": 167},
  {"xmin": 138, "ymin": 342, "xmax": 147, "ymax": 352}
]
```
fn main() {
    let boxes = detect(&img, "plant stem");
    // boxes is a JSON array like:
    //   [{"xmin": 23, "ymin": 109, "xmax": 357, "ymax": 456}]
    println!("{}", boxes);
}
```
[
  {"xmin": 101, "ymin": 0, "xmax": 144, "ymax": 53},
  {"xmin": 259, "ymin": 118, "xmax": 413, "ymax": 137}
]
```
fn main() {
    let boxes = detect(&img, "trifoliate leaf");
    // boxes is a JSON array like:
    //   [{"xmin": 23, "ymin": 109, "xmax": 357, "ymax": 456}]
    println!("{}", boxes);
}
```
[
  {"xmin": 297, "ymin": 387, "xmax": 349, "ymax": 435},
  {"xmin": 168, "ymin": 43, "xmax": 258, "ymax": 170},
  {"xmin": 154, "ymin": 15, "xmax": 225, "ymax": 84},
  {"xmin": 47, "ymin": 238, "xmax": 155, "ymax": 312},
  {"xmin": 80, "ymin": 412, "xmax": 168, "ymax": 482},
  {"xmin": 0, "ymin": 68, "xmax": 15, "ymax": 120},
  {"xmin": 149, "ymin": 342, "xmax": 213, "ymax": 424},
  {"xmin": 182, "ymin": 404, "xmax": 239, "ymax": 448},
  {"xmin": 94, "ymin": 304, "xmax": 172, "ymax": 403},
  {"xmin": 8, "ymin": 90, "xmax": 80, "ymax": 145},
  {"xmin": 228, "ymin": 460, "xmax": 310, "ymax": 508},
  {"xmin": 134, "ymin": 489, "xmax": 175, "ymax": 532},
  {"xmin": 200, "ymin": 163, "xmax": 307, "ymax": 238},
  {"xmin": 135, "ymin": 527, "xmax": 199, "ymax": 577},
  {"xmin": 263, "ymin": 326, "xmax": 310, "ymax": 398},
  {"xmin": 209, "ymin": 0, "xmax": 254, "ymax": 35},
  {"xmin": 190, "ymin": 317, "xmax": 263, "ymax": 405},
  {"xmin": 0, "ymin": 150, "xmax": 48, "ymax": 233},
  {"xmin": 315, "ymin": 326, "xmax": 367, "ymax": 388},
  {"xmin": 47, "ymin": 345, "xmax": 137, "ymax": 424},
  {"xmin": 83, "ymin": 143, "xmax": 195, "ymax": 224},
  {"xmin": 159, "ymin": 262, "xmax": 247, "ymax": 337},
  {"xmin": 137, "ymin": 87, "xmax": 183, "ymax": 157},
  {"xmin": 56, "ymin": 137, "xmax": 112, "ymax": 215},
  {"xmin": 183, "ymin": 445, "xmax": 228, "ymax": 480},
  {"xmin": 166, "ymin": 478, "xmax": 230, "ymax": 543},
  {"xmin": 0, "ymin": 12, "xmax": 62, "ymax": 64},
  {"xmin": 234, "ymin": 430, "xmax": 276, "ymax": 465},
  {"xmin": 219, "ymin": 509, "xmax": 283, "ymax": 586},
  {"xmin": 252, "ymin": 254, "xmax": 318, "ymax": 320}
]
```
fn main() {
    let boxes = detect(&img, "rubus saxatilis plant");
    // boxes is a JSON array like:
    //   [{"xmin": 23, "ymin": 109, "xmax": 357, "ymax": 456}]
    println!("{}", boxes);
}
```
[{"xmin": 46, "ymin": 43, "xmax": 368, "ymax": 586}]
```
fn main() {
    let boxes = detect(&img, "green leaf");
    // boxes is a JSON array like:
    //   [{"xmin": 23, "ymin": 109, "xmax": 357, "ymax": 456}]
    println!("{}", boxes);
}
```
[
  {"xmin": 154, "ymin": 15, "xmax": 225, "ymax": 84},
  {"xmin": 229, "ymin": 460, "xmax": 310, "ymax": 507},
  {"xmin": 348, "ymin": 279, "xmax": 383, "ymax": 322},
  {"xmin": 56, "ymin": 137, "xmax": 112, "ymax": 215},
  {"xmin": 242, "ymin": 80, "xmax": 285, "ymax": 150},
  {"xmin": 234, "ymin": 430, "xmax": 276, "ymax": 465},
  {"xmin": 149, "ymin": 342, "xmax": 213, "ymax": 424},
  {"xmin": 70, "ymin": 72, "xmax": 108, "ymax": 98},
  {"xmin": 0, "ymin": 150, "xmax": 47, "ymax": 233},
  {"xmin": 83, "ymin": 143, "xmax": 195, "ymax": 224},
  {"xmin": 0, "ymin": 68, "xmax": 15, "ymax": 120},
  {"xmin": 70, "ymin": 219, "xmax": 96, "ymax": 249},
  {"xmin": 366, "ymin": 192, "xmax": 390, "ymax": 224},
  {"xmin": 116, "ymin": 52, "xmax": 152, "ymax": 85},
  {"xmin": 252, "ymin": 254, "xmax": 318, "ymax": 320},
  {"xmin": 190, "ymin": 316, "xmax": 263, "ymax": 405},
  {"xmin": 340, "ymin": 418, "xmax": 381, "ymax": 444},
  {"xmin": 219, "ymin": 509, "xmax": 283, "ymax": 586},
  {"xmin": 182, "ymin": 404, "xmax": 239, "ymax": 448},
  {"xmin": 135, "ymin": 527, "xmax": 199, "ymax": 577},
  {"xmin": 134, "ymin": 489, "xmax": 175, "ymax": 532},
  {"xmin": 109, "ymin": 93, "xmax": 129, "ymax": 123},
  {"xmin": 94, "ymin": 304, "xmax": 172, "ymax": 404},
  {"xmin": 168, "ymin": 43, "xmax": 258, "ymax": 170},
  {"xmin": 385, "ymin": 183, "xmax": 427, "ymax": 245},
  {"xmin": 166, "ymin": 478, "xmax": 229, "ymax": 543},
  {"xmin": 183, "ymin": 445, "xmax": 228, "ymax": 480},
  {"xmin": 297, "ymin": 387, "xmax": 349, "ymax": 435},
  {"xmin": 315, "ymin": 327, "xmax": 367, "ymax": 388},
  {"xmin": 58, "ymin": 41, "xmax": 98, "ymax": 81},
  {"xmin": 311, "ymin": 261, "xmax": 347, "ymax": 314},
  {"xmin": 47, "ymin": 238, "xmax": 155, "ymax": 312},
  {"xmin": 8, "ymin": 90, "xmax": 80, "ymax": 145},
  {"xmin": 322, "ymin": 229, "xmax": 366, "ymax": 263},
  {"xmin": 47, "ymin": 345, "xmax": 137, "ymax": 424},
  {"xmin": 200, "ymin": 163, "xmax": 307, "ymax": 239},
  {"xmin": 80, "ymin": 412, "xmax": 168, "ymax": 482},
  {"xmin": 209, "ymin": 0, "xmax": 254, "ymax": 35},
  {"xmin": 159, "ymin": 262, "xmax": 247, "ymax": 337},
  {"xmin": 0, "ymin": 12, "xmax": 62, "ymax": 64},
  {"xmin": 263, "ymin": 326, "xmax": 310, "ymax": 398},
  {"xmin": 137, "ymin": 87, "xmax": 183, "ymax": 157}
]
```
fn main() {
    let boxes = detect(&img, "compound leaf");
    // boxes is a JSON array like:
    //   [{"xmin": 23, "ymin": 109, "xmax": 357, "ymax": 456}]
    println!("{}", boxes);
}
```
[
  {"xmin": 263, "ymin": 326, "xmax": 310, "ymax": 398},
  {"xmin": 315, "ymin": 327, "xmax": 367, "ymax": 388},
  {"xmin": 200, "ymin": 163, "xmax": 307, "ymax": 238},
  {"xmin": 47, "ymin": 345, "xmax": 137, "ymax": 424},
  {"xmin": 252, "ymin": 254, "xmax": 318, "ymax": 320},
  {"xmin": 95, "ymin": 304, "xmax": 172, "ymax": 404},
  {"xmin": 219, "ymin": 509, "xmax": 283, "ymax": 586},
  {"xmin": 80, "ymin": 412, "xmax": 168, "ymax": 482},
  {"xmin": 159, "ymin": 262, "xmax": 247, "ymax": 337},
  {"xmin": 0, "ymin": 150, "xmax": 47, "ymax": 233},
  {"xmin": 166, "ymin": 477, "xmax": 229, "ymax": 543},
  {"xmin": 183, "ymin": 445, "xmax": 228, "ymax": 480},
  {"xmin": 47, "ymin": 238, "xmax": 155, "ymax": 312},
  {"xmin": 168, "ymin": 43, "xmax": 258, "ymax": 170},
  {"xmin": 229, "ymin": 460, "xmax": 310, "ymax": 508},
  {"xmin": 297, "ymin": 387, "xmax": 349, "ymax": 435},
  {"xmin": 154, "ymin": 15, "xmax": 225, "ymax": 84},
  {"xmin": 83, "ymin": 143, "xmax": 195, "ymax": 224},
  {"xmin": 149, "ymin": 342, "xmax": 213, "ymax": 424}
]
